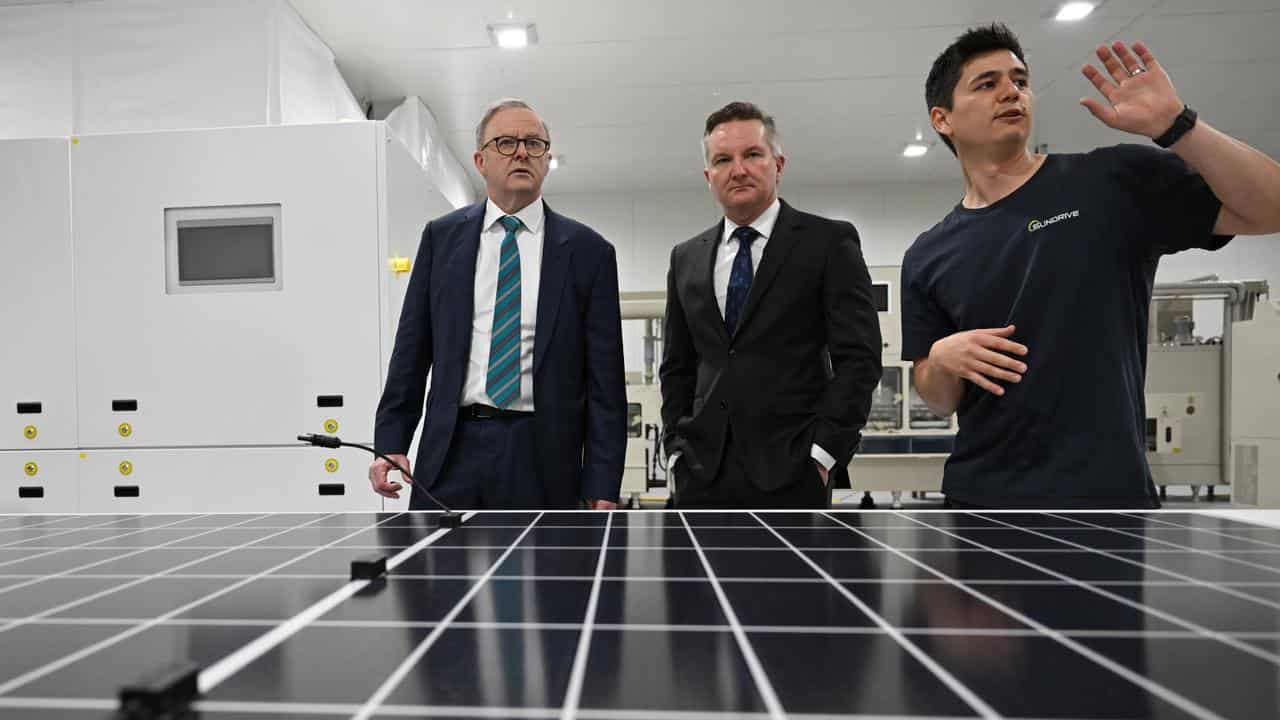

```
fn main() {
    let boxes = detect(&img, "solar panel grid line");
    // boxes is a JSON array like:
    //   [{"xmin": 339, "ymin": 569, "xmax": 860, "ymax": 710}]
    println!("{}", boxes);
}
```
[
  {"xmin": 8, "ymin": 613, "xmax": 1280, "ymax": 640},
  {"xmin": 5, "ymin": 612, "xmax": 1280, "ymax": 640},
  {"xmin": 0, "ymin": 514, "xmax": 163, "ymax": 549},
  {"xmin": 196, "ymin": 511, "xmax": 477, "ymax": 693},
  {"xmin": 1049, "ymin": 514, "xmax": 1280, "ymax": 593},
  {"xmin": 0, "ymin": 515, "xmax": 105, "ymax": 532},
  {"xmin": 971, "ymin": 514, "xmax": 1280, "ymax": 612},
  {"xmin": 0, "ymin": 514, "xmax": 202, "ymax": 564},
  {"xmin": 904, "ymin": 514, "xmax": 1280, "ymax": 668},
  {"xmin": 0, "ymin": 696, "xmax": 115, "ymax": 711},
  {"xmin": 559, "ymin": 512, "xmax": 614, "ymax": 720},
  {"xmin": 831, "ymin": 513, "xmax": 1230, "ymax": 720},
  {"xmin": 0, "ymin": 694, "xmax": 1013, "ymax": 720},
  {"xmin": 0, "ymin": 513, "xmax": 276, "ymax": 629},
  {"xmin": 28, "ymin": 543, "xmax": 1280, "ymax": 555},
  {"xmin": 748, "ymin": 512, "xmax": 1001, "ymax": 720},
  {"xmin": 350, "ymin": 512, "xmax": 548, "ymax": 720},
  {"xmin": 1048, "ymin": 512, "xmax": 1280, "ymax": 557},
  {"xmin": 678, "ymin": 512, "xmax": 788, "ymax": 720},
  {"xmin": 12, "ymin": 569, "xmax": 1272, "ymax": 586},
  {"xmin": 0, "ymin": 510, "xmax": 393, "ymax": 697},
  {"xmin": 1120, "ymin": 512, "xmax": 1280, "ymax": 544},
  {"xmin": 62, "ymin": 572, "xmax": 1261, "ymax": 587},
  {"xmin": 0, "ymin": 518, "xmax": 122, "ymax": 549}
]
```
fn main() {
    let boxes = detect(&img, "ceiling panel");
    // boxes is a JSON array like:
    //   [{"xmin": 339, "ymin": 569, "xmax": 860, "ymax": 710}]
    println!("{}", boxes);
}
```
[{"xmin": 290, "ymin": 0, "xmax": 1280, "ymax": 192}]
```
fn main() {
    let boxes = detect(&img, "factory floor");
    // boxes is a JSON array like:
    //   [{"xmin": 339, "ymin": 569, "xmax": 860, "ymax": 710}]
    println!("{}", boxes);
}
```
[{"xmin": 631, "ymin": 486, "xmax": 1242, "ymax": 509}]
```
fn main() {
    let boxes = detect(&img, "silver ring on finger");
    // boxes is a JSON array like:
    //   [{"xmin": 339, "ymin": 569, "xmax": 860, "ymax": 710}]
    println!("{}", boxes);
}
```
[{"xmin": 1128, "ymin": 67, "xmax": 1147, "ymax": 77}]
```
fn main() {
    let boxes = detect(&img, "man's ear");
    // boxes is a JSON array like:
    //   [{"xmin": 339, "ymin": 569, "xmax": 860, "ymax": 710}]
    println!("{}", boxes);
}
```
[{"xmin": 930, "ymin": 106, "xmax": 952, "ymax": 143}]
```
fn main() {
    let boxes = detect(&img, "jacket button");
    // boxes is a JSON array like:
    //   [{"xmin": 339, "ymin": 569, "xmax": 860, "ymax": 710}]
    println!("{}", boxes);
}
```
[
  {"xmin": 719, "ymin": 401, "xmax": 728, "ymax": 410},
  {"xmin": 728, "ymin": 349, "xmax": 737, "ymax": 358}
]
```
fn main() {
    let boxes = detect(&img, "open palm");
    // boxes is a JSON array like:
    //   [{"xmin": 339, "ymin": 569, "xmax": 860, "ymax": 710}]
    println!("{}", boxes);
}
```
[{"xmin": 1080, "ymin": 41, "xmax": 1185, "ymax": 139}]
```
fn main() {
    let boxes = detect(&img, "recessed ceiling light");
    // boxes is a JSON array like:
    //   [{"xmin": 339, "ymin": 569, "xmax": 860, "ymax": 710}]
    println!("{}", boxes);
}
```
[
  {"xmin": 902, "ymin": 142, "xmax": 930, "ymax": 158},
  {"xmin": 488, "ymin": 23, "xmax": 538, "ymax": 49},
  {"xmin": 1055, "ymin": 2, "xmax": 1096, "ymax": 22}
]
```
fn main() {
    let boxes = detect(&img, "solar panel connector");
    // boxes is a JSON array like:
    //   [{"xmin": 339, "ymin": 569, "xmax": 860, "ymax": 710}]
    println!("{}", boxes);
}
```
[{"xmin": 296, "ymin": 433, "xmax": 464, "ymax": 527}]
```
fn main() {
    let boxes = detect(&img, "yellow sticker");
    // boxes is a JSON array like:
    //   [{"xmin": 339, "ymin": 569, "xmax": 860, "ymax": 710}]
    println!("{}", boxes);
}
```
[
  {"xmin": 323, "ymin": 418, "xmax": 339, "ymax": 434},
  {"xmin": 324, "ymin": 458, "xmax": 340, "ymax": 473},
  {"xmin": 118, "ymin": 422, "xmax": 133, "ymax": 438},
  {"xmin": 23, "ymin": 425, "xmax": 38, "ymax": 440},
  {"xmin": 389, "ymin": 257, "xmax": 412, "ymax": 274},
  {"xmin": 23, "ymin": 462, "xmax": 38, "ymax": 477},
  {"xmin": 119, "ymin": 460, "xmax": 133, "ymax": 476}
]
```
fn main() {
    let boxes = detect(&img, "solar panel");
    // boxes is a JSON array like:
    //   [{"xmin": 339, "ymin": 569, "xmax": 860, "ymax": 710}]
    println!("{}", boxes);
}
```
[{"xmin": 0, "ymin": 510, "xmax": 1277, "ymax": 719}]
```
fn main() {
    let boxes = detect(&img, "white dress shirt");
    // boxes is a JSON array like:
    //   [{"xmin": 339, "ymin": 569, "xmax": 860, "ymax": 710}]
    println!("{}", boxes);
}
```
[
  {"xmin": 461, "ymin": 197, "xmax": 544, "ymax": 411},
  {"xmin": 715, "ymin": 197, "xmax": 780, "ymax": 317},
  {"xmin": 672, "ymin": 197, "xmax": 836, "ymax": 474}
]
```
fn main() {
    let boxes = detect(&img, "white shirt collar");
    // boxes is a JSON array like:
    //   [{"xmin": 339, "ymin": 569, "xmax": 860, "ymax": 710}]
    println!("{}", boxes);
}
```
[
  {"xmin": 484, "ymin": 196, "xmax": 545, "ymax": 234},
  {"xmin": 722, "ymin": 197, "xmax": 781, "ymax": 245}
]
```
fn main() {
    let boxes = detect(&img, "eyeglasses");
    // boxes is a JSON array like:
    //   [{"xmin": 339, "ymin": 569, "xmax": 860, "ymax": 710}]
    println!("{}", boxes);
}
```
[{"xmin": 481, "ymin": 135, "xmax": 551, "ymax": 158}]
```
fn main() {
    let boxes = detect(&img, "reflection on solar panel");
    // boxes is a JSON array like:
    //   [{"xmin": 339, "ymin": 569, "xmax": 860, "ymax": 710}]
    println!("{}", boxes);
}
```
[{"xmin": 0, "ymin": 510, "xmax": 1277, "ymax": 719}]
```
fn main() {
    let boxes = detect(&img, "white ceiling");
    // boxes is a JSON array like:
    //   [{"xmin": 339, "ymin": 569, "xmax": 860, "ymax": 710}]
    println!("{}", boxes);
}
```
[{"xmin": 290, "ymin": 0, "xmax": 1280, "ymax": 193}]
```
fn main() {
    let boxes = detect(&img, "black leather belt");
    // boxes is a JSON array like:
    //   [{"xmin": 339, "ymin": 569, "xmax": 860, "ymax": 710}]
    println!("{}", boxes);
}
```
[{"xmin": 459, "ymin": 404, "xmax": 534, "ymax": 420}]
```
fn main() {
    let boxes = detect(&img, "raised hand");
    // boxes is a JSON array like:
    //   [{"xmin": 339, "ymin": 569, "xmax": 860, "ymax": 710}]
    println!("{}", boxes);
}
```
[{"xmin": 1080, "ymin": 42, "xmax": 1185, "ymax": 139}]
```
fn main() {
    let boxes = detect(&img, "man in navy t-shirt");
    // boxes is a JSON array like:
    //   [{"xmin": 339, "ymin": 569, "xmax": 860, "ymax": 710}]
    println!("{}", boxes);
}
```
[{"xmin": 903, "ymin": 24, "xmax": 1280, "ymax": 508}]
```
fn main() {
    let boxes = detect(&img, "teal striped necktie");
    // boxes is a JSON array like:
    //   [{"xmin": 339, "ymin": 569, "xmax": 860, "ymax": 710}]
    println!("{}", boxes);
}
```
[{"xmin": 487, "ymin": 215, "xmax": 523, "ymax": 408}]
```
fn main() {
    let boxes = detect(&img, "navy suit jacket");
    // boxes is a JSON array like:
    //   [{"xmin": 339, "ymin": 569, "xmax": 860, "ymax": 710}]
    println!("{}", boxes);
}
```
[{"xmin": 375, "ymin": 201, "xmax": 627, "ymax": 508}]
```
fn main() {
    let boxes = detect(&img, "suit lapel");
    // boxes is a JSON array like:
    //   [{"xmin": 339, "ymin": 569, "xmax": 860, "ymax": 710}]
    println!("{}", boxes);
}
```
[
  {"xmin": 694, "ymin": 221, "xmax": 730, "ymax": 346},
  {"xmin": 534, "ymin": 204, "xmax": 571, "ymax": 378},
  {"xmin": 445, "ymin": 203, "xmax": 486, "ymax": 368},
  {"xmin": 735, "ymin": 199, "xmax": 801, "ymax": 335}
]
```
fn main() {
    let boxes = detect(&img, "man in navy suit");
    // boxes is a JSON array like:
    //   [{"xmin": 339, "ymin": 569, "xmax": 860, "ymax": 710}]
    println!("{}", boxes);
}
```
[{"xmin": 370, "ymin": 99, "xmax": 626, "ymax": 510}]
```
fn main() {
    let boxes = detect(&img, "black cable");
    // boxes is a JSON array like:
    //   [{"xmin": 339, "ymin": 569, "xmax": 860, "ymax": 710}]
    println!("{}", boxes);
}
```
[{"xmin": 296, "ymin": 433, "xmax": 457, "ymax": 517}]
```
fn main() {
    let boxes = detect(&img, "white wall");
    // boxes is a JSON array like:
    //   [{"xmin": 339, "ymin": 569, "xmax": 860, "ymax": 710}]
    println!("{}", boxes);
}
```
[
  {"xmin": 0, "ymin": 0, "xmax": 362, "ymax": 139},
  {"xmin": 547, "ymin": 182, "xmax": 1280, "ymax": 373}
]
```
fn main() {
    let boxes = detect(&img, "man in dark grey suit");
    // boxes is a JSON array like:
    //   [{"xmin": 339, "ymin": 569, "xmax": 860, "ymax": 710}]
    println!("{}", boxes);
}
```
[{"xmin": 660, "ymin": 101, "xmax": 883, "ymax": 509}]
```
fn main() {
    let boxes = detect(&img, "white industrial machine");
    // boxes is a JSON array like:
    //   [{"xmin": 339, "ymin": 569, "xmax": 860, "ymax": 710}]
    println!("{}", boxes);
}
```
[
  {"xmin": 847, "ymin": 265, "xmax": 956, "ymax": 508},
  {"xmin": 1, "ymin": 121, "xmax": 455, "ymax": 514},
  {"xmin": 1145, "ymin": 281, "xmax": 1270, "ymax": 502},
  {"xmin": 1228, "ymin": 298, "xmax": 1280, "ymax": 506},
  {"xmin": 620, "ymin": 292, "xmax": 669, "ymax": 507}
]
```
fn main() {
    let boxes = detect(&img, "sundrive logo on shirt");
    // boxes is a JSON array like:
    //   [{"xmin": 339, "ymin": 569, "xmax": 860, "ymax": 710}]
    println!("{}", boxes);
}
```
[{"xmin": 1027, "ymin": 209, "xmax": 1081, "ymax": 233}]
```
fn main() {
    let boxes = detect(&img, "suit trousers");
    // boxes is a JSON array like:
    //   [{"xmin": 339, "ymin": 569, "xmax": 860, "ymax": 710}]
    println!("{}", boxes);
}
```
[
  {"xmin": 672, "ymin": 428, "xmax": 831, "ymax": 509},
  {"xmin": 411, "ymin": 414, "xmax": 548, "ymax": 510}
]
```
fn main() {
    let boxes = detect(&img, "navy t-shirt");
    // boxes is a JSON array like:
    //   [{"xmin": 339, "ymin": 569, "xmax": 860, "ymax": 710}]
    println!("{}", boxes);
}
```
[{"xmin": 901, "ymin": 144, "xmax": 1231, "ymax": 508}]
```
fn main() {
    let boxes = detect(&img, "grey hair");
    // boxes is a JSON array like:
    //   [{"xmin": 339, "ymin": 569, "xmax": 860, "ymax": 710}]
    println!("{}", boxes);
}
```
[{"xmin": 475, "ymin": 98, "xmax": 551, "ymax": 150}]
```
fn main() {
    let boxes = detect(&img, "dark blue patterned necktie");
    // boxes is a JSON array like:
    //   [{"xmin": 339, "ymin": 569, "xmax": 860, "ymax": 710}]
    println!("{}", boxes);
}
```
[
  {"xmin": 487, "ymin": 215, "xmax": 523, "ymax": 408},
  {"xmin": 723, "ymin": 225, "xmax": 758, "ymax": 335}
]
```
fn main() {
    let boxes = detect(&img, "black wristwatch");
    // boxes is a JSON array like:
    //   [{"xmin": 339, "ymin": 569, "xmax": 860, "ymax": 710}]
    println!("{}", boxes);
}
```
[{"xmin": 1154, "ymin": 105, "xmax": 1198, "ymax": 148}]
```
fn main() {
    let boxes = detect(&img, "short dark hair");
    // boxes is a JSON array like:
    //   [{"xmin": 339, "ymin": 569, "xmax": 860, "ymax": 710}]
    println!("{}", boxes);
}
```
[
  {"xmin": 925, "ymin": 23, "xmax": 1027, "ymax": 155},
  {"xmin": 702, "ymin": 101, "xmax": 780, "ymax": 162}
]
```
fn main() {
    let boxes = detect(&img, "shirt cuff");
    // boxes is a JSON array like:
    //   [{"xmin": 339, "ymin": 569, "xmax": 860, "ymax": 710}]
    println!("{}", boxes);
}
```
[
  {"xmin": 810, "ymin": 444, "xmax": 836, "ymax": 472},
  {"xmin": 667, "ymin": 452, "xmax": 681, "ymax": 470}
]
